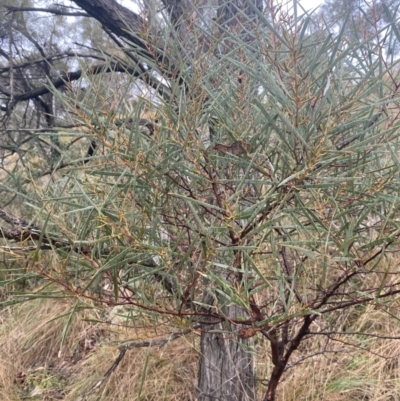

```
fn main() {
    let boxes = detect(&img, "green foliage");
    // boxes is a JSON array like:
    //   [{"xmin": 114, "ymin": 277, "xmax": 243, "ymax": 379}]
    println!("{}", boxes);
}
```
[{"xmin": 13, "ymin": 2, "xmax": 399, "ymax": 324}]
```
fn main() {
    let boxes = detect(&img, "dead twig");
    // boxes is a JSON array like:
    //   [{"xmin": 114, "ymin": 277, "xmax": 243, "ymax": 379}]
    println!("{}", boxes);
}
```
[{"xmin": 76, "ymin": 327, "xmax": 195, "ymax": 401}]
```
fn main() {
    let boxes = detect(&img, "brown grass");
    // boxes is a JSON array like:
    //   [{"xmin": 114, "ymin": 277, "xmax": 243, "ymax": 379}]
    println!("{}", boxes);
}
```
[
  {"xmin": 1, "ymin": 294, "xmax": 400, "ymax": 401},
  {"xmin": 2, "ymin": 255, "xmax": 400, "ymax": 401},
  {"xmin": 262, "ymin": 302, "xmax": 400, "ymax": 401},
  {"xmin": 0, "ymin": 297, "xmax": 198, "ymax": 401}
]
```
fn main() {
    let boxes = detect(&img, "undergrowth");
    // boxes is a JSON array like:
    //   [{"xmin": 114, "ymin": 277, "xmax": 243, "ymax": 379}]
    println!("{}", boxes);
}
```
[{"xmin": 1, "ymin": 287, "xmax": 400, "ymax": 401}]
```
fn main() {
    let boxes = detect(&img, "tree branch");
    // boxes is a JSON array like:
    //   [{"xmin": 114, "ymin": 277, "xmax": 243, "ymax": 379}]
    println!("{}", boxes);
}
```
[
  {"xmin": 6, "ymin": 6, "xmax": 89, "ymax": 17},
  {"xmin": 0, "ymin": 61, "xmax": 144, "ymax": 107},
  {"xmin": 0, "ymin": 52, "xmax": 106, "ymax": 73},
  {"xmin": 71, "ymin": 0, "xmax": 154, "ymax": 59},
  {"xmin": 309, "ymin": 331, "xmax": 400, "ymax": 340}
]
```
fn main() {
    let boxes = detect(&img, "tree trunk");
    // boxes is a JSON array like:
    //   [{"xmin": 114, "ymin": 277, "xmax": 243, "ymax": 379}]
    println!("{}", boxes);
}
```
[
  {"xmin": 198, "ymin": 305, "xmax": 256, "ymax": 401},
  {"xmin": 197, "ymin": 0, "xmax": 262, "ymax": 390}
]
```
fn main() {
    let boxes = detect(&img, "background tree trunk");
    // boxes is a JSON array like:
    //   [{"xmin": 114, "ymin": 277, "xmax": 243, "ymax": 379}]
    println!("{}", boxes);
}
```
[{"xmin": 198, "ymin": 305, "xmax": 256, "ymax": 401}]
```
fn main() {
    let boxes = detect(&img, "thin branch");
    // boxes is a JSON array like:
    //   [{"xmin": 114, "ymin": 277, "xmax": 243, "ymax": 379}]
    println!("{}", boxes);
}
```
[
  {"xmin": 6, "ymin": 6, "xmax": 89, "ymax": 17},
  {"xmin": 2, "ymin": 126, "xmax": 78, "ymax": 133},
  {"xmin": 1, "ymin": 59, "xmax": 171, "ymax": 110},
  {"xmin": 0, "ymin": 225, "xmax": 71, "ymax": 249},
  {"xmin": 75, "ymin": 327, "xmax": 195, "ymax": 401},
  {"xmin": 317, "ymin": 332, "xmax": 388, "ymax": 359},
  {"xmin": 309, "ymin": 330, "xmax": 400, "ymax": 340},
  {"xmin": 75, "ymin": 348, "xmax": 127, "ymax": 401},
  {"xmin": 1, "ymin": 61, "xmax": 137, "ymax": 105},
  {"xmin": 0, "ymin": 207, "xmax": 36, "ymax": 228},
  {"xmin": 0, "ymin": 52, "xmax": 106, "ymax": 73}
]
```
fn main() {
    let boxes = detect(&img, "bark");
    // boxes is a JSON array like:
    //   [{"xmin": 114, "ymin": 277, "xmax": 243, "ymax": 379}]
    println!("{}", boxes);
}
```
[
  {"xmin": 198, "ymin": 305, "xmax": 256, "ymax": 401},
  {"xmin": 71, "ymin": 0, "xmax": 154, "ymax": 60},
  {"xmin": 70, "ymin": 0, "xmax": 185, "ymax": 88}
]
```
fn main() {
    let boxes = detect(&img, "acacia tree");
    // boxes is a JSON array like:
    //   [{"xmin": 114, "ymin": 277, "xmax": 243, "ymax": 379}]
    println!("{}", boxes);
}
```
[{"xmin": 2, "ymin": 1, "xmax": 400, "ymax": 401}]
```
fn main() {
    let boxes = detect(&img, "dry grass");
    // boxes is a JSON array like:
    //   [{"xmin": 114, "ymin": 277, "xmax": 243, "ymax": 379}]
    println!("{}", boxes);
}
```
[
  {"xmin": 65, "ymin": 339, "xmax": 197, "ymax": 401},
  {"xmin": 0, "ymin": 297, "xmax": 198, "ymax": 401},
  {"xmin": 259, "ymin": 303, "xmax": 400, "ymax": 401},
  {"xmin": 1, "ymin": 296, "xmax": 400, "ymax": 401},
  {"xmin": 1, "ymin": 263, "xmax": 400, "ymax": 401}
]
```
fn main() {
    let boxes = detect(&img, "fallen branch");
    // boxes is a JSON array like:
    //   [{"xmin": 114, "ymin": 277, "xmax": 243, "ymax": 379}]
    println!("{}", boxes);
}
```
[{"xmin": 76, "ymin": 327, "xmax": 195, "ymax": 401}]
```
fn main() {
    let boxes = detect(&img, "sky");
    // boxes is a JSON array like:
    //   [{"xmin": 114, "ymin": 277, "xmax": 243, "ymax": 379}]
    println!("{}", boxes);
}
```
[
  {"xmin": 122, "ymin": 0, "xmax": 326, "ymax": 15},
  {"xmin": 121, "ymin": 0, "xmax": 327, "ymax": 18},
  {"xmin": 275, "ymin": 0, "xmax": 325, "ymax": 17},
  {"xmin": 279, "ymin": 0, "xmax": 324, "ymax": 13},
  {"xmin": 300, "ymin": 0, "xmax": 324, "ymax": 10}
]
